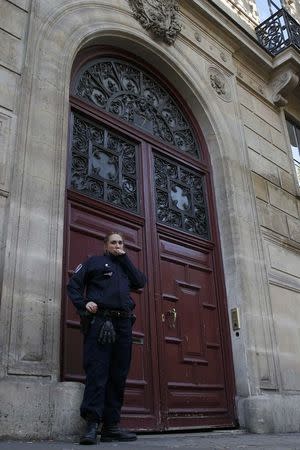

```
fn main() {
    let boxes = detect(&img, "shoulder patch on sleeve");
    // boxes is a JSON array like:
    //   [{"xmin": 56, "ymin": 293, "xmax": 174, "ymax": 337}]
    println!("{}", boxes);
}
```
[{"xmin": 74, "ymin": 263, "xmax": 83, "ymax": 273}]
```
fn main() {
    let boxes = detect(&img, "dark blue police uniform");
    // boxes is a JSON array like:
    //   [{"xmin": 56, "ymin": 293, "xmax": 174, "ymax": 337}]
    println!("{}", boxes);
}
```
[{"xmin": 67, "ymin": 252, "xmax": 146, "ymax": 426}]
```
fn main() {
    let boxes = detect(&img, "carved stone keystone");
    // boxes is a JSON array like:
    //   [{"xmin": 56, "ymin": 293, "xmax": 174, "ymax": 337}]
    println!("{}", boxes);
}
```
[{"xmin": 129, "ymin": 0, "xmax": 182, "ymax": 45}]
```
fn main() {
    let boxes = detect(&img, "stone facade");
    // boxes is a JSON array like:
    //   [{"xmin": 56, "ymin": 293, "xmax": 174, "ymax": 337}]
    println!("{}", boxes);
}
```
[{"xmin": 0, "ymin": 0, "xmax": 300, "ymax": 438}]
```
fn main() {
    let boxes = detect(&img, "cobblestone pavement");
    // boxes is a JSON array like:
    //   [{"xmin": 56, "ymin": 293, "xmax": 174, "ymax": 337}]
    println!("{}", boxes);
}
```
[{"xmin": 1, "ymin": 430, "xmax": 300, "ymax": 450}]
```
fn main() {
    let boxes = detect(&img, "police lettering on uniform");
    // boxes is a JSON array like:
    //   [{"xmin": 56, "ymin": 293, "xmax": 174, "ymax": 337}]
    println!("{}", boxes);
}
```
[{"xmin": 67, "ymin": 232, "xmax": 146, "ymax": 445}]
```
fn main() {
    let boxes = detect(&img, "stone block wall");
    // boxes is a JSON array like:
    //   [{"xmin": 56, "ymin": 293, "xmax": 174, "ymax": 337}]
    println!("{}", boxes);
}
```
[
  {"xmin": 217, "ymin": 0, "xmax": 259, "ymax": 26},
  {"xmin": 239, "ymin": 80, "xmax": 300, "ymax": 401},
  {"xmin": 0, "ymin": 0, "xmax": 31, "ymax": 302}
]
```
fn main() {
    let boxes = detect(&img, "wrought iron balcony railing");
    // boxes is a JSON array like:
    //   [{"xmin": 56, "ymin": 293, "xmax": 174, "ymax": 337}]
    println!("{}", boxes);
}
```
[{"xmin": 255, "ymin": 8, "xmax": 300, "ymax": 56}]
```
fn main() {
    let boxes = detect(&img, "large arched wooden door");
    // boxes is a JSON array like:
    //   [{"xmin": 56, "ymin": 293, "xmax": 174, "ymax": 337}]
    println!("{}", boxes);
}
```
[{"xmin": 61, "ymin": 47, "xmax": 236, "ymax": 431}]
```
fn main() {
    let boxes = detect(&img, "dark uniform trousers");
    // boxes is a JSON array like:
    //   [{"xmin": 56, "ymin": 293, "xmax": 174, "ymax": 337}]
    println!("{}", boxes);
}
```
[{"xmin": 81, "ymin": 315, "xmax": 132, "ymax": 425}]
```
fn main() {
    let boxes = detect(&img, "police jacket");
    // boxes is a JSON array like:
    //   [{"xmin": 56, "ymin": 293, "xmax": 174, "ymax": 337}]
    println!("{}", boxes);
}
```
[{"xmin": 67, "ymin": 253, "xmax": 146, "ymax": 313}]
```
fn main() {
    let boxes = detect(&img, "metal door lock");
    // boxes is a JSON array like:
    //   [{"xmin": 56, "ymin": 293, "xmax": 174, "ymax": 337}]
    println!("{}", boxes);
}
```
[{"xmin": 167, "ymin": 307, "xmax": 177, "ymax": 328}]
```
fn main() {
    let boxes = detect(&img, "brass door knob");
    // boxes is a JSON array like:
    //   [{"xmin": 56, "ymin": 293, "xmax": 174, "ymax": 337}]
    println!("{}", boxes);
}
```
[{"xmin": 167, "ymin": 307, "xmax": 177, "ymax": 328}]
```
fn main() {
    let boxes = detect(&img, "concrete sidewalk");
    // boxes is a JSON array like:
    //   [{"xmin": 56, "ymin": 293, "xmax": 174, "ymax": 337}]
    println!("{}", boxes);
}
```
[{"xmin": 1, "ymin": 430, "xmax": 300, "ymax": 450}]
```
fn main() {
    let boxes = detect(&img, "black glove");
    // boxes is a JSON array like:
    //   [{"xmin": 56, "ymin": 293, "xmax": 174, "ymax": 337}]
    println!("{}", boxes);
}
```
[{"xmin": 97, "ymin": 320, "xmax": 116, "ymax": 345}]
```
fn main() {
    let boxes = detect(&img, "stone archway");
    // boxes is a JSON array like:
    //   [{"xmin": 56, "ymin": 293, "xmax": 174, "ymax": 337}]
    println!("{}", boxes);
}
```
[{"xmin": 61, "ymin": 47, "xmax": 237, "ymax": 430}]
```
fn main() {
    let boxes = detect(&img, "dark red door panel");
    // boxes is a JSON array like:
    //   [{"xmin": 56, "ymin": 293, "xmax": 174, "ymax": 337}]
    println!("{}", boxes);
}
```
[
  {"xmin": 62, "ymin": 199, "xmax": 158, "ymax": 428},
  {"xmin": 157, "ymin": 236, "xmax": 235, "ymax": 428}
]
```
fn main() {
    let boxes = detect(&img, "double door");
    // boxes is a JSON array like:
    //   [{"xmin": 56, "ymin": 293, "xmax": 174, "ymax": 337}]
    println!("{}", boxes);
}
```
[{"xmin": 62, "ymin": 105, "xmax": 236, "ymax": 430}]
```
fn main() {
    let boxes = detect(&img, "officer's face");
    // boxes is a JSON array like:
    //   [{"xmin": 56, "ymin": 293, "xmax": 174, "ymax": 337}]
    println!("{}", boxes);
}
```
[{"xmin": 105, "ymin": 234, "xmax": 124, "ymax": 255}]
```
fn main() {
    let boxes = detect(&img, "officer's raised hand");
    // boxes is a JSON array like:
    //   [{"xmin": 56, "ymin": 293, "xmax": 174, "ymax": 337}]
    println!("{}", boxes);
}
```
[
  {"xmin": 114, "ymin": 249, "xmax": 126, "ymax": 256},
  {"xmin": 86, "ymin": 301, "xmax": 98, "ymax": 313}
]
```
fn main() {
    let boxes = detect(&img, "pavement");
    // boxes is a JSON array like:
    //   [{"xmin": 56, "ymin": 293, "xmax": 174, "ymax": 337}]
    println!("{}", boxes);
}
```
[{"xmin": 1, "ymin": 430, "xmax": 300, "ymax": 450}]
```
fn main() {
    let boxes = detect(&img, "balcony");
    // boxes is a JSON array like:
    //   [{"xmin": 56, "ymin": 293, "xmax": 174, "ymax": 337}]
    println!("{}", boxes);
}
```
[{"xmin": 255, "ymin": 8, "xmax": 300, "ymax": 56}]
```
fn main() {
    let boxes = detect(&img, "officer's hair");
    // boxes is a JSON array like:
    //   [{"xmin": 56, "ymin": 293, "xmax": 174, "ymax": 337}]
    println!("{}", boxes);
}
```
[{"xmin": 103, "ymin": 232, "xmax": 124, "ymax": 244}]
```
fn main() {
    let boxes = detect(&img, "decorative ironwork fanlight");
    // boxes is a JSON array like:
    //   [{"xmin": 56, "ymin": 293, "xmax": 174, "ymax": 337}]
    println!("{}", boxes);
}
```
[{"xmin": 73, "ymin": 58, "xmax": 201, "ymax": 159}]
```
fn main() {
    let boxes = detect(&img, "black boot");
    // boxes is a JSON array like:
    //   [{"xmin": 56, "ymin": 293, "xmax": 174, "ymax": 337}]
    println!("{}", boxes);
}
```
[
  {"xmin": 80, "ymin": 421, "xmax": 98, "ymax": 445},
  {"xmin": 100, "ymin": 423, "xmax": 137, "ymax": 442}
]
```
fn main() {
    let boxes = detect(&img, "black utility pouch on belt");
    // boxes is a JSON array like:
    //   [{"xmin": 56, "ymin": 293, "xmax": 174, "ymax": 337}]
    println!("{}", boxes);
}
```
[
  {"xmin": 97, "ymin": 320, "xmax": 116, "ymax": 345},
  {"xmin": 79, "ymin": 311, "xmax": 93, "ymax": 336}
]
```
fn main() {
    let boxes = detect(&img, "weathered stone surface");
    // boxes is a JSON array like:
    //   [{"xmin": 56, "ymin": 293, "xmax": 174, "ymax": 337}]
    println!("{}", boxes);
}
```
[
  {"xmin": 252, "ymin": 173, "xmax": 269, "ymax": 202},
  {"xmin": 0, "ymin": 380, "xmax": 85, "ymax": 439},
  {"xmin": 242, "ymin": 110, "xmax": 291, "ymax": 172},
  {"xmin": 260, "ymin": 139, "xmax": 290, "ymax": 172},
  {"xmin": 50, "ymin": 382, "xmax": 85, "ymax": 438},
  {"xmin": 270, "ymin": 284, "xmax": 300, "ymax": 391},
  {"xmin": 0, "ymin": 380, "xmax": 51, "ymax": 439},
  {"xmin": 244, "ymin": 126, "xmax": 261, "ymax": 152},
  {"xmin": 257, "ymin": 199, "xmax": 289, "ymax": 237},
  {"xmin": 9, "ymin": 0, "xmax": 31, "ymax": 11},
  {"xmin": 267, "ymin": 239, "xmax": 300, "ymax": 279},
  {"xmin": 0, "ymin": 66, "xmax": 19, "ymax": 111},
  {"xmin": 268, "ymin": 183, "xmax": 298, "ymax": 218},
  {"xmin": 0, "ymin": 109, "xmax": 15, "ymax": 192},
  {"xmin": 287, "ymin": 215, "xmax": 300, "ymax": 243},
  {"xmin": 0, "ymin": 1, "xmax": 28, "ymax": 39},
  {"xmin": 0, "ymin": 30, "xmax": 23, "ymax": 74},
  {"xmin": 241, "ymin": 395, "xmax": 300, "ymax": 433},
  {"xmin": 249, "ymin": 149, "xmax": 280, "ymax": 186},
  {"xmin": 241, "ymin": 106, "xmax": 272, "ymax": 142},
  {"xmin": 270, "ymin": 127, "xmax": 290, "ymax": 153},
  {"xmin": 239, "ymin": 85, "xmax": 283, "ymax": 131},
  {"xmin": 279, "ymin": 168, "xmax": 298, "ymax": 196}
]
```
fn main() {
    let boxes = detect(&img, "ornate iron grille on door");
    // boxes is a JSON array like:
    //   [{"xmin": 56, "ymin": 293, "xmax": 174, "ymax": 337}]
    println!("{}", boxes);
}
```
[
  {"xmin": 73, "ymin": 58, "xmax": 201, "ymax": 159},
  {"xmin": 70, "ymin": 112, "xmax": 139, "ymax": 212},
  {"xmin": 154, "ymin": 154, "xmax": 210, "ymax": 238}
]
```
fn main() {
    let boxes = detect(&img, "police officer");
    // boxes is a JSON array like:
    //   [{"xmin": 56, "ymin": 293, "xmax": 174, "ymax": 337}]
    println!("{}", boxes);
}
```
[{"xmin": 67, "ymin": 232, "xmax": 146, "ymax": 445}]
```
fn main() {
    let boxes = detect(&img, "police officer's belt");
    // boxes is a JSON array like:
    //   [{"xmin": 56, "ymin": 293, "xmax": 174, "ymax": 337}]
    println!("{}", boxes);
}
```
[{"xmin": 96, "ymin": 309, "xmax": 132, "ymax": 319}]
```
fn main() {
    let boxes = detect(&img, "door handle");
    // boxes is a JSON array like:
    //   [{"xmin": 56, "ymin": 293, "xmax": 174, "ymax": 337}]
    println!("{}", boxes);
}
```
[{"xmin": 166, "ymin": 307, "xmax": 177, "ymax": 328}]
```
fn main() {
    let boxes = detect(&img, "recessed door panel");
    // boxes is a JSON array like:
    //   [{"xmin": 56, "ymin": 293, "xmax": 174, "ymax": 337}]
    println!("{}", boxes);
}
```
[
  {"xmin": 157, "ymin": 235, "xmax": 233, "ymax": 427},
  {"xmin": 63, "ymin": 199, "xmax": 157, "ymax": 427}
]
